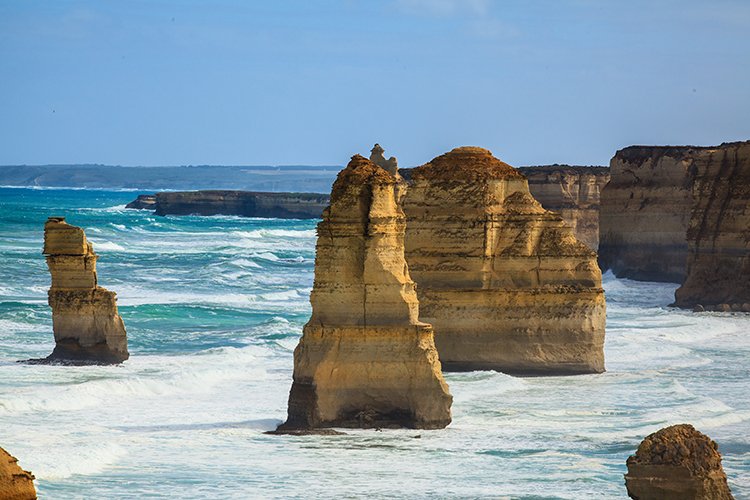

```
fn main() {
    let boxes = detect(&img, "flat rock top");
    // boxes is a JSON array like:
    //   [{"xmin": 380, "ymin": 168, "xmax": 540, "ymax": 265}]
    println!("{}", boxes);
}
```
[
  {"xmin": 411, "ymin": 146, "xmax": 524, "ymax": 181},
  {"xmin": 627, "ymin": 424, "xmax": 724, "ymax": 475}
]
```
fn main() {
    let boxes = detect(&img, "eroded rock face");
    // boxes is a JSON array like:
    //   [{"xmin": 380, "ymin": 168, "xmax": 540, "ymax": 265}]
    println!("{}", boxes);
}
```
[
  {"xmin": 369, "ymin": 143, "xmax": 398, "ymax": 175},
  {"xmin": 518, "ymin": 165, "xmax": 610, "ymax": 250},
  {"xmin": 625, "ymin": 424, "xmax": 734, "ymax": 499},
  {"xmin": 599, "ymin": 146, "xmax": 698, "ymax": 283},
  {"xmin": 403, "ymin": 147, "xmax": 606, "ymax": 375},
  {"xmin": 276, "ymin": 155, "xmax": 452, "ymax": 431},
  {"xmin": 40, "ymin": 217, "xmax": 129, "ymax": 364},
  {"xmin": 0, "ymin": 447, "xmax": 37, "ymax": 500},
  {"xmin": 674, "ymin": 142, "xmax": 750, "ymax": 309}
]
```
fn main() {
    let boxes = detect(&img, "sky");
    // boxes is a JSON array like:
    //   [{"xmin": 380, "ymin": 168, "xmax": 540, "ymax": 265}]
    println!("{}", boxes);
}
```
[{"xmin": 1, "ymin": 0, "xmax": 749, "ymax": 167}]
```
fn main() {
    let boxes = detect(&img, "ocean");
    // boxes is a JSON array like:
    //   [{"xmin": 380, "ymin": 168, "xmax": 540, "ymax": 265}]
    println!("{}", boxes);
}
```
[{"xmin": 0, "ymin": 187, "xmax": 748, "ymax": 499}]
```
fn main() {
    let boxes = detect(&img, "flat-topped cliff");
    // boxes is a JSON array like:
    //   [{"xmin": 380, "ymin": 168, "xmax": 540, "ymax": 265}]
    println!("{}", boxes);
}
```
[
  {"xmin": 126, "ymin": 191, "xmax": 329, "ymax": 219},
  {"xmin": 37, "ymin": 217, "xmax": 129, "ymax": 364},
  {"xmin": 402, "ymin": 147, "xmax": 606, "ymax": 375},
  {"xmin": 276, "ymin": 155, "xmax": 452, "ymax": 432},
  {"xmin": 674, "ymin": 141, "xmax": 750, "ymax": 309}
]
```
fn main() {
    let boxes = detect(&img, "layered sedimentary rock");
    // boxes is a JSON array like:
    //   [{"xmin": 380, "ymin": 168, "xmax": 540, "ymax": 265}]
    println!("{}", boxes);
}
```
[
  {"xmin": 599, "ymin": 146, "xmax": 698, "ymax": 282},
  {"xmin": 403, "ymin": 147, "xmax": 605, "ymax": 375},
  {"xmin": 126, "ymin": 191, "xmax": 329, "ymax": 218},
  {"xmin": 369, "ymin": 143, "xmax": 398, "ymax": 175},
  {"xmin": 674, "ymin": 142, "xmax": 750, "ymax": 309},
  {"xmin": 625, "ymin": 424, "xmax": 734, "ymax": 499},
  {"xmin": 0, "ymin": 447, "xmax": 37, "ymax": 500},
  {"xmin": 277, "ymin": 155, "xmax": 452, "ymax": 431},
  {"xmin": 40, "ymin": 217, "xmax": 129, "ymax": 364},
  {"xmin": 517, "ymin": 165, "xmax": 610, "ymax": 250}
]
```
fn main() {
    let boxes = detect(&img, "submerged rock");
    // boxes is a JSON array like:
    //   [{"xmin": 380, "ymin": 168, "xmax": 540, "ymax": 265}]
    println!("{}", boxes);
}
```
[
  {"xmin": 0, "ymin": 447, "xmax": 36, "ymax": 500},
  {"xmin": 402, "ymin": 147, "xmax": 606, "ymax": 375},
  {"xmin": 275, "ymin": 155, "xmax": 452, "ymax": 432},
  {"xmin": 33, "ymin": 217, "xmax": 129, "ymax": 364},
  {"xmin": 625, "ymin": 424, "xmax": 734, "ymax": 499}
]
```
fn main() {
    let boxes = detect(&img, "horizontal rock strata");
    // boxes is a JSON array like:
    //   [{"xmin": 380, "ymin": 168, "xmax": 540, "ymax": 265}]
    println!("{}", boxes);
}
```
[
  {"xmin": 517, "ymin": 165, "xmax": 609, "ymax": 250},
  {"xmin": 0, "ymin": 446, "xmax": 37, "ymax": 500},
  {"xmin": 276, "ymin": 155, "xmax": 452, "ymax": 432},
  {"xmin": 38, "ymin": 217, "xmax": 129, "ymax": 364},
  {"xmin": 127, "ymin": 191, "xmax": 329, "ymax": 219},
  {"xmin": 402, "ymin": 147, "xmax": 606, "ymax": 375},
  {"xmin": 625, "ymin": 424, "xmax": 734, "ymax": 499}
]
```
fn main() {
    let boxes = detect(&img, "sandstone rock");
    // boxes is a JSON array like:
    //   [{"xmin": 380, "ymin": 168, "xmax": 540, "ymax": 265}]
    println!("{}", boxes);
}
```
[
  {"xmin": 36, "ymin": 217, "xmax": 129, "ymax": 364},
  {"xmin": 402, "ymin": 147, "xmax": 606, "ymax": 375},
  {"xmin": 517, "ymin": 165, "xmax": 610, "ymax": 250},
  {"xmin": 625, "ymin": 424, "xmax": 734, "ymax": 499},
  {"xmin": 693, "ymin": 304, "xmax": 705, "ymax": 312},
  {"xmin": 0, "ymin": 447, "xmax": 36, "ymax": 500},
  {"xmin": 717, "ymin": 304, "xmax": 732, "ymax": 313},
  {"xmin": 124, "ymin": 194, "xmax": 156, "ymax": 209},
  {"xmin": 674, "ymin": 141, "xmax": 750, "ymax": 308},
  {"xmin": 369, "ymin": 143, "xmax": 398, "ymax": 175},
  {"xmin": 743, "ymin": 303, "xmax": 750, "ymax": 313},
  {"xmin": 275, "ymin": 155, "xmax": 452, "ymax": 431},
  {"xmin": 599, "ymin": 146, "xmax": 698, "ymax": 283},
  {"xmin": 147, "ymin": 191, "xmax": 329, "ymax": 218}
]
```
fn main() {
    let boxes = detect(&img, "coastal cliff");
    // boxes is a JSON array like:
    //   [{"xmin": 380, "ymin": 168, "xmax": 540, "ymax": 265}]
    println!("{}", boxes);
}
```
[
  {"xmin": 599, "ymin": 146, "xmax": 697, "ymax": 283},
  {"xmin": 674, "ymin": 142, "xmax": 750, "ymax": 309},
  {"xmin": 402, "ymin": 147, "xmax": 606, "ymax": 375},
  {"xmin": 625, "ymin": 424, "xmax": 734, "ymax": 499},
  {"xmin": 518, "ymin": 165, "xmax": 609, "ymax": 250},
  {"xmin": 0, "ymin": 447, "xmax": 36, "ymax": 500},
  {"xmin": 38, "ymin": 217, "xmax": 129, "ymax": 364},
  {"xmin": 276, "ymin": 155, "xmax": 452, "ymax": 431},
  {"xmin": 126, "ymin": 191, "xmax": 329, "ymax": 219}
]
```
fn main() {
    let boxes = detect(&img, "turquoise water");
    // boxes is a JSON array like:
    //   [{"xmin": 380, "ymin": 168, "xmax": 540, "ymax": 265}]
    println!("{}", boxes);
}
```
[{"xmin": 1, "ymin": 187, "xmax": 749, "ymax": 499}]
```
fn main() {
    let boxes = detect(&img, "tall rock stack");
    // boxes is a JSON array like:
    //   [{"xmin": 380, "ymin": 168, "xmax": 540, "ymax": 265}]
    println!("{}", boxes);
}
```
[
  {"xmin": 403, "ymin": 147, "xmax": 605, "ymax": 375},
  {"xmin": 674, "ymin": 141, "xmax": 750, "ymax": 309},
  {"xmin": 41, "ymin": 217, "xmax": 129, "ymax": 364},
  {"xmin": 625, "ymin": 424, "xmax": 734, "ymax": 499},
  {"xmin": 599, "ymin": 146, "xmax": 697, "ymax": 283},
  {"xmin": 276, "ymin": 155, "xmax": 452, "ymax": 431},
  {"xmin": 0, "ymin": 446, "xmax": 37, "ymax": 500}
]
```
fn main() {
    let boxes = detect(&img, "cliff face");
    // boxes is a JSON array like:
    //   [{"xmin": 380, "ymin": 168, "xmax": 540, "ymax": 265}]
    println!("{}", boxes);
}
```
[
  {"xmin": 518, "ymin": 165, "xmax": 610, "ymax": 250},
  {"xmin": 146, "ymin": 191, "xmax": 329, "ymax": 218},
  {"xmin": 40, "ymin": 217, "xmax": 129, "ymax": 364},
  {"xmin": 599, "ymin": 146, "xmax": 698, "ymax": 283},
  {"xmin": 625, "ymin": 424, "xmax": 734, "ymax": 499},
  {"xmin": 0, "ymin": 447, "xmax": 36, "ymax": 500},
  {"xmin": 277, "ymin": 155, "xmax": 452, "ymax": 431},
  {"xmin": 402, "ymin": 147, "xmax": 606, "ymax": 375},
  {"xmin": 674, "ymin": 142, "xmax": 750, "ymax": 308}
]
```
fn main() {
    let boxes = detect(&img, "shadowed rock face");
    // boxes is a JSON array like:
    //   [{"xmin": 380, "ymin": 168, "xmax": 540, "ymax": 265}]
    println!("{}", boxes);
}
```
[
  {"xmin": 674, "ymin": 142, "xmax": 750, "ymax": 309},
  {"xmin": 625, "ymin": 424, "xmax": 734, "ymax": 499},
  {"xmin": 517, "ymin": 165, "xmax": 610, "ymax": 250},
  {"xmin": 0, "ymin": 446, "xmax": 37, "ymax": 500},
  {"xmin": 36, "ymin": 217, "xmax": 128, "ymax": 365},
  {"xmin": 402, "ymin": 147, "xmax": 606, "ymax": 375},
  {"xmin": 276, "ymin": 155, "xmax": 452, "ymax": 432}
]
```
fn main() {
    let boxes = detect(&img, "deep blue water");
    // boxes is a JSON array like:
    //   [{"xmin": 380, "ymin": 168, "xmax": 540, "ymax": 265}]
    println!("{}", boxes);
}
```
[{"xmin": 1, "ymin": 187, "xmax": 748, "ymax": 499}]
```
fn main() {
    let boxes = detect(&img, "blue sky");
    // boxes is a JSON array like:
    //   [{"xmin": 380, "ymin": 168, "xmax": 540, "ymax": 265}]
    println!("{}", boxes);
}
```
[{"xmin": 1, "ymin": 0, "xmax": 749, "ymax": 167}]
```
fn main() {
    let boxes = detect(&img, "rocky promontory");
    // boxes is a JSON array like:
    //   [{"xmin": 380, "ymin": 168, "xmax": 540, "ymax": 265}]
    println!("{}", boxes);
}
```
[
  {"xmin": 275, "ymin": 155, "xmax": 452, "ymax": 432},
  {"xmin": 36, "ymin": 217, "xmax": 129, "ymax": 364},
  {"xmin": 625, "ymin": 424, "xmax": 734, "ymax": 499},
  {"xmin": 402, "ymin": 147, "xmax": 606, "ymax": 375},
  {"xmin": 126, "ymin": 191, "xmax": 329, "ymax": 219},
  {"xmin": 517, "ymin": 165, "xmax": 610, "ymax": 250},
  {"xmin": 0, "ymin": 446, "xmax": 37, "ymax": 500}
]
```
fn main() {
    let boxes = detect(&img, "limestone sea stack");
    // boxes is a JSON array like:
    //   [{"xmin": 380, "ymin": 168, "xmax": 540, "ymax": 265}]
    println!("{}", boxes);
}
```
[
  {"xmin": 0, "ymin": 447, "xmax": 37, "ymax": 500},
  {"xmin": 674, "ymin": 142, "xmax": 750, "ymax": 309},
  {"xmin": 403, "ymin": 147, "xmax": 605, "ymax": 375},
  {"xmin": 39, "ymin": 217, "xmax": 129, "ymax": 364},
  {"xmin": 625, "ymin": 424, "xmax": 734, "ymax": 499},
  {"xmin": 276, "ymin": 155, "xmax": 452, "ymax": 431},
  {"xmin": 517, "ymin": 165, "xmax": 610, "ymax": 250}
]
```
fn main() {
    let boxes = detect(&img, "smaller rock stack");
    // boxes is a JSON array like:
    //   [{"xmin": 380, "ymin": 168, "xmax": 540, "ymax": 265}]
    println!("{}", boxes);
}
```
[
  {"xmin": 276, "ymin": 155, "xmax": 452, "ymax": 432},
  {"xmin": 0, "ymin": 446, "xmax": 37, "ymax": 500},
  {"xmin": 40, "ymin": 217, "xmax": 129, "ymax": 364},
  {"xmin": 625, "ymin": 424, "xmax": 734, "ymax": 499}
]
